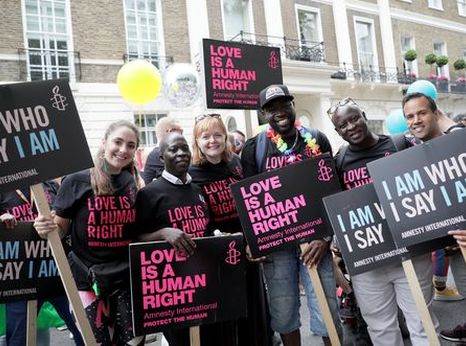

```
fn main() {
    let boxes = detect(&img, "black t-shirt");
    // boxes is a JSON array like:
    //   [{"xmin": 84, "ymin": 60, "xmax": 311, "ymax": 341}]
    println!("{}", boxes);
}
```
[
  {"xmin": 142, "ymin": 147, "xmax": 164, "ymax": 184},
  {"xmin": 189, "ymin": 155, "xmax": 243, "ymax": 234},
  {"xmin": 335, "ymin": 135, "xmax": 400, "ymax": 190},
  {"xmin": 135, "ymin": 177, "xmax": 210, "ymax": 238},
  {"xmin": 241, "ymin": 128, "xmax": 333, "ymax": 177},
  {"xmin": 0, "ymin": 181, "xmax": 58, "ymax": 221},
  {"xmin": 53, "ymin": 169, "xmax": 138, "ymax": 265}
]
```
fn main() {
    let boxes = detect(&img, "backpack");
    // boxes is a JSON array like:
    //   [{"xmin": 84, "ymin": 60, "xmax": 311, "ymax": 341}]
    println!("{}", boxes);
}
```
[
  {"xmin": 334, "ymin": 134, "xmax": 408, "ymax": 173},
  {"xmin": 254, "ymin": 127, "xmax": 321, "ymax": 171}
]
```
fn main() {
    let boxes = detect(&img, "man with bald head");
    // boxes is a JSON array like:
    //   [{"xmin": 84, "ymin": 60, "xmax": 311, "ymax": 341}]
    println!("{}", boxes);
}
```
[
  {"xmin": 142, "ymin": 117, "xmax": 184, "ymax": 184},
  {"xmin": 330, "ymin": 97, "xmax": 438, "ymax": 345}
]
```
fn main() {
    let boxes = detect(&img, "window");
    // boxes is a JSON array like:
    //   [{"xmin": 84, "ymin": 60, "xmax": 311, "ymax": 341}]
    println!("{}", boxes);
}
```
[
  {"xmin": 433, "ymin": 41, "xmax": 448, "ymax": 78},
  {"xmin": 464, "ymin": 48, "xmax": 466, "ymax": 58},
  {"xmin": 295, "ymin": 5, "xmax": 324, "ymax": 62},
  {"xmin": 400, "ymin": 35, "xmax": 418, "ymax": 76},
  {"xmin": 226, "ymin": 117, "xmax": 237, "ymax": 132},
  {"xmin": 369, "ymin": 120, "xmax": 384, "ymax": 135},
  {"xmin": 459, "ymin": 0, "xmax": 466, "ymax": 16},
  {"xmin": 23, "ymin": 0, "xmax": 73, "ymax": 81},
  {"xmin": 222, "ymin": 0, "xmax": 254, "ymax": 40},
  {"xmin": 355, "ymin": 19, "xmax": 378, "ymax": 69},
  {"xmin": 124, "ymin": 0, "xmax": 164, "ymax": 68},
  {"xmin": 428, "ymin": 0, "xmax": 443, "ymax": 10},
  {"xmin": 135, "ymin": 113, "xmax": 166, "ymax": 147}
]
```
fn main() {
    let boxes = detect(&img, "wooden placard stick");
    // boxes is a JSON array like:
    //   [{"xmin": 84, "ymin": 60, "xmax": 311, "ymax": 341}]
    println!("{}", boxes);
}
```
[
  {"xmin": 401, "ymin": 259, "xmax": 439, "ymax": 346},
  {"xmin": 300, "ymin": 244, "xmax": 340, "ymax": 346},
  {"xmin": 461, "ymin": 246, "xmax": 466, "ymax": 265},
  {"xmin": 26, "ymin": 300, "xmax": 37, "ymax": 346},
  {"xmin": 190, "ymin": 326, "xmax": 201, "ymax": 346},
  {"xmin": 30, "ymin": 184, "xmax": 96, "ymax": 345}
]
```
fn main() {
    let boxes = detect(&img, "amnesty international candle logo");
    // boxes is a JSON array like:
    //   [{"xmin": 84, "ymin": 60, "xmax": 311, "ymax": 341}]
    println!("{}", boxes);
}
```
[
  {"xmin": 268, "ymin": 51, "xmax": 279, "ymax": 69},
  {"xmin": 318, "ymin": 159, "xmax": 333, "ymax": 182},
  {"xmin": 50, "ymin": 86, "xmax": 68, "ymax": 111},
  {"xmin": 225, "ymin": 241, "xmax": 241, "ymax": 265}
]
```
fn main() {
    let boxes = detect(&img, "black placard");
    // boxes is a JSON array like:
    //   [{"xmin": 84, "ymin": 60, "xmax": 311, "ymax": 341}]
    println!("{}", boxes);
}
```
[
  {"xmin": 0, "ymin": 80, "xmax": 93, "ymax": 192},
  {"xmin": 323, "ymin": 184, "xmax": 408, "ymax": 276},
  {"xmin": 203, "ymin": 39, "xmax": 283, "ymax": 109},
  {"xmin": 129, "ymin": 235, "xmax": 247, "ymax": 336},
  {"xmin": 367, "ymin": 130, "xmax": 466, "ymax": 248},
  {"xmin": 0, "ymin": 222, "xmax": 65, "ymax": 303},
  {"xmin": 231, "ymin": 155, "xmax": 340, "ymax": 257}
]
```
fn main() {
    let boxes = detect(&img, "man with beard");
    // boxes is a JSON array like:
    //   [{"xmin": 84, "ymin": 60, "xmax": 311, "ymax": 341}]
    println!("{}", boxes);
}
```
[
  {"xmin": 241, "ymin": 84, "xmax": 341, "ymax": 346},
  {"xmin": 330, "ymin": 97, "xmax": 437, "ymax": 345}
]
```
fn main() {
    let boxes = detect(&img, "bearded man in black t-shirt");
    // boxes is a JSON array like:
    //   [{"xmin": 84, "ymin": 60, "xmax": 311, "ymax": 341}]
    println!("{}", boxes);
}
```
[
  {"xmin": 241, "ymin": 84, "xmax": 341, "ymax": 346},
  {"xmin": 330, "ymin": 97, "xmax": 438, "ymax": 346}
]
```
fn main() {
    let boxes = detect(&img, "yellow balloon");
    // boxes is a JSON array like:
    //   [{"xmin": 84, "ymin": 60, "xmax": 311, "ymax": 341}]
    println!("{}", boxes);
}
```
[{"xmin": 117, "ymin": 60, "xmax": 162, "ymax": 105}]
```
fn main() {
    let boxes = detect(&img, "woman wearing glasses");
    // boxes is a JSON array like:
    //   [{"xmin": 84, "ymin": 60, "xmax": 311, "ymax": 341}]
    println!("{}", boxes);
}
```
[{"xmin": 189, "ymin": 114, "xmax": 272, "ymax": 346}]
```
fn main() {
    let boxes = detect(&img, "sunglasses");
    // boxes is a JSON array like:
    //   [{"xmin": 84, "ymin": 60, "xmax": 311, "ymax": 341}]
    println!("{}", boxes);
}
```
[
  {"xmin": 195, "ymin": 113, "xmax": 221, "ymax": 124},
  {"xmin": 327, "ymin": 97, "xmax": 358, "ymax": 118}
]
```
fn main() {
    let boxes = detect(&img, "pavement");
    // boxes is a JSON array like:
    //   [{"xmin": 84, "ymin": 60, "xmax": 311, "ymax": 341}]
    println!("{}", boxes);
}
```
[{"xmin": 50, "ymin": 296, "xmax": 466, "ymax": 345}]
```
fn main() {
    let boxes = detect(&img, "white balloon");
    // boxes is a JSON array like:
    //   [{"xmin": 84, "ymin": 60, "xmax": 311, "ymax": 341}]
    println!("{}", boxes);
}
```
[{"xmin": 163, "ymin": 63, "xmax": 201, "ymax": 108}]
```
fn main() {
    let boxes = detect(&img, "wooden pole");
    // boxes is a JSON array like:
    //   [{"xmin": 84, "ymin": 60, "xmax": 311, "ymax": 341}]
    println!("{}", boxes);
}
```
[
  {"xmin": 401, "ymin": 259, "xmax": 439, "ymax": 346},
  {"xmin": 300, "ymin": 244, "xmax": 340, "ymax": 346},
  {"xmin": 190, "ymin": 326, "xmax": 201, "ymax": 346},
  {"xmin": 461, "ymin": 246, "xmax": 466, "ymax": 265},
  {"xmin": 26, "ymin": 300, "xmax": 37, "ymax": 346},
  {"xmin": 31, "ymin": 184, "xmax": 96, "ymax": 345}
]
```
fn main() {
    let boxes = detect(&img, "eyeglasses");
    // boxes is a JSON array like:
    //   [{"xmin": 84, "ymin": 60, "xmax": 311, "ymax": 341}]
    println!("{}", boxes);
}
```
[
  {"xmin": 195, "ymin": 113, "xmax": 221, "ymax": 124},
  {"xmin": 327, "ymin": 97, "xmax": 358, "ymax": 118}
]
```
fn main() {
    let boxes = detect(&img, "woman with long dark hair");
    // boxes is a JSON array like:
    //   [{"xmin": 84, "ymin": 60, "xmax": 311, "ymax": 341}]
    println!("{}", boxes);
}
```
[{"xmin": 34, "ymin": 120, "xmax": 144, "ymax": 345}]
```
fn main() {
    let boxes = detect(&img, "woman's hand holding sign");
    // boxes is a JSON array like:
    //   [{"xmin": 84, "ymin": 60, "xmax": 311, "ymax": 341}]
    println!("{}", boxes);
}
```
[{"xmin": 0, "ymin": 213, "xmax": 17, "ymax": 229}]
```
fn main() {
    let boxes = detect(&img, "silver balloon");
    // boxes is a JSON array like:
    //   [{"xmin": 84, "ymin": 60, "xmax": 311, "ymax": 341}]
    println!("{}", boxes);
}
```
[{"xmin": 163, "ymin": 63, "xmax": 201, "ymax": 108}]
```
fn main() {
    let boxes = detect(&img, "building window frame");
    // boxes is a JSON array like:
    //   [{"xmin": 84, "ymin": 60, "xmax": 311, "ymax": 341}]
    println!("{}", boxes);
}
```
[
  {"xmin": 123, "ymin": 0, "xmax": 166, "ymax": 67},
  {"xmin": 433, "ymin": 41, "xmax": 449, "ymax": 79},
  {"xmin": 295, "ymin": 5, "xmax": 324, "ymax": 51},
  {"xmin": 458, "ymin": 0, "xmax": 466, "ymax": 16},
  {"xmin": 221, "ymin": 0, "xmax": 255, "ymax": 41},
  {"xmin": 21, "ymin": 0, "xmax": 75, "ymax": 81},
  {"xmin": 135, "ymin": 113, "xmax": 167, "ymax": 147},
  {"xmin": 428, "ymin": 0, "xmax": 443, "ymax": 10},
  {"xmin": 353, "ymin": 16, "xmax": 379, "ymax": 72},
  {"xmin": 400, "ymin": 35, "xmax": 418, "ymax": 77}
]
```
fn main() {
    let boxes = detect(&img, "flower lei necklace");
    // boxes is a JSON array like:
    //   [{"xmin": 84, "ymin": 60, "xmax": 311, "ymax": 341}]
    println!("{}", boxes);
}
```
[{"xmin": 266, "ymin": 121, "xmax": 321, "ymax": 158}]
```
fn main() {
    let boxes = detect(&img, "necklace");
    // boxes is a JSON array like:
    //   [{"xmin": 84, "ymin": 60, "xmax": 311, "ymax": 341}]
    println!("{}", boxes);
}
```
[{"xmin": 266, "ymin": 121, "xmax": 321, "ymax": 157}]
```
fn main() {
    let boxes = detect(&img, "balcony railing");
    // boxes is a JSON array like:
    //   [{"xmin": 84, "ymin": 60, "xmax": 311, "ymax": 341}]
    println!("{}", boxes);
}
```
[
  {"xmin": 18, "ymin": 48, "xmax": 81, "ymax": 82},
  {"xmin": 230, "ymin": 31, "xmax": 325, "ymax": 63},
  {"xmin": 123, "ymin": 54, "xmax": 174, "ymax": 71},
  {"xmin": 330, "ymin": 62, "xmax": 404, "ymax": 83}
]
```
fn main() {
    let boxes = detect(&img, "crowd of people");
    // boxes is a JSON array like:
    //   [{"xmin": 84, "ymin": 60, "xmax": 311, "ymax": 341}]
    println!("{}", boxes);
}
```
[{"xmin": 1, "ymin": 83, "xmax": 465, "ymax": 346}]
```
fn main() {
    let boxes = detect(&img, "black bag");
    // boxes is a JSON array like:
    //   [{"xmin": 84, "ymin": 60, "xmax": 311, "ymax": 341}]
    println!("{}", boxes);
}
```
[{"xmin": 69, "ymin": 251, "xmax": 129, "ymax": 296}]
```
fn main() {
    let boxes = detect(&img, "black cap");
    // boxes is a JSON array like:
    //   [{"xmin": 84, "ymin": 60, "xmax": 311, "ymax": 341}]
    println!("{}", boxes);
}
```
[{"xmin": 259, "ymin": 84, "xmax": 294, "ymax": 109}]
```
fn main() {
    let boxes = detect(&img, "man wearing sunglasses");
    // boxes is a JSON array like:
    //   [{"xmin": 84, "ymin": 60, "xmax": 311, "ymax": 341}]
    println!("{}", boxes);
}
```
[
  {"xmin": 241, "ymin": 84, "xmax": 341, "ymax": 346},
  {"xmin": 330, "ymin": 96, "xmax": 438, "ymax": 345}
]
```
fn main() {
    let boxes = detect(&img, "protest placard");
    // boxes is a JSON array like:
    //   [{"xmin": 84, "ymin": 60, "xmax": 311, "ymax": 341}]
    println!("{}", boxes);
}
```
[
  {"xmin": 203, "ymin": 39, "xmax": 283, "ymax": 109},
  {"xmin": 231, "ymin": 154, "xmax": 340, "ymax": 257},
  {"xmin": 0, "ymin": 222, "xmax": 65, "ymax": 303},
  {"xmin": 367, "ymin": 130, "xmax": 466, "ymax": 248},
  {"xmin": 129, "ymin": 235, "xmax": 247, "ymax": 336},
  {"xmin": 0, "ymin": 80, "xmax": 95, "ymax": 344},
  {"xmin": 323, "ymin": 184, "xmax": 408, "ymax": 276},
  {"xmin": 0, "ymin": 80, "xmax": 93, "ymax": 192}
]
